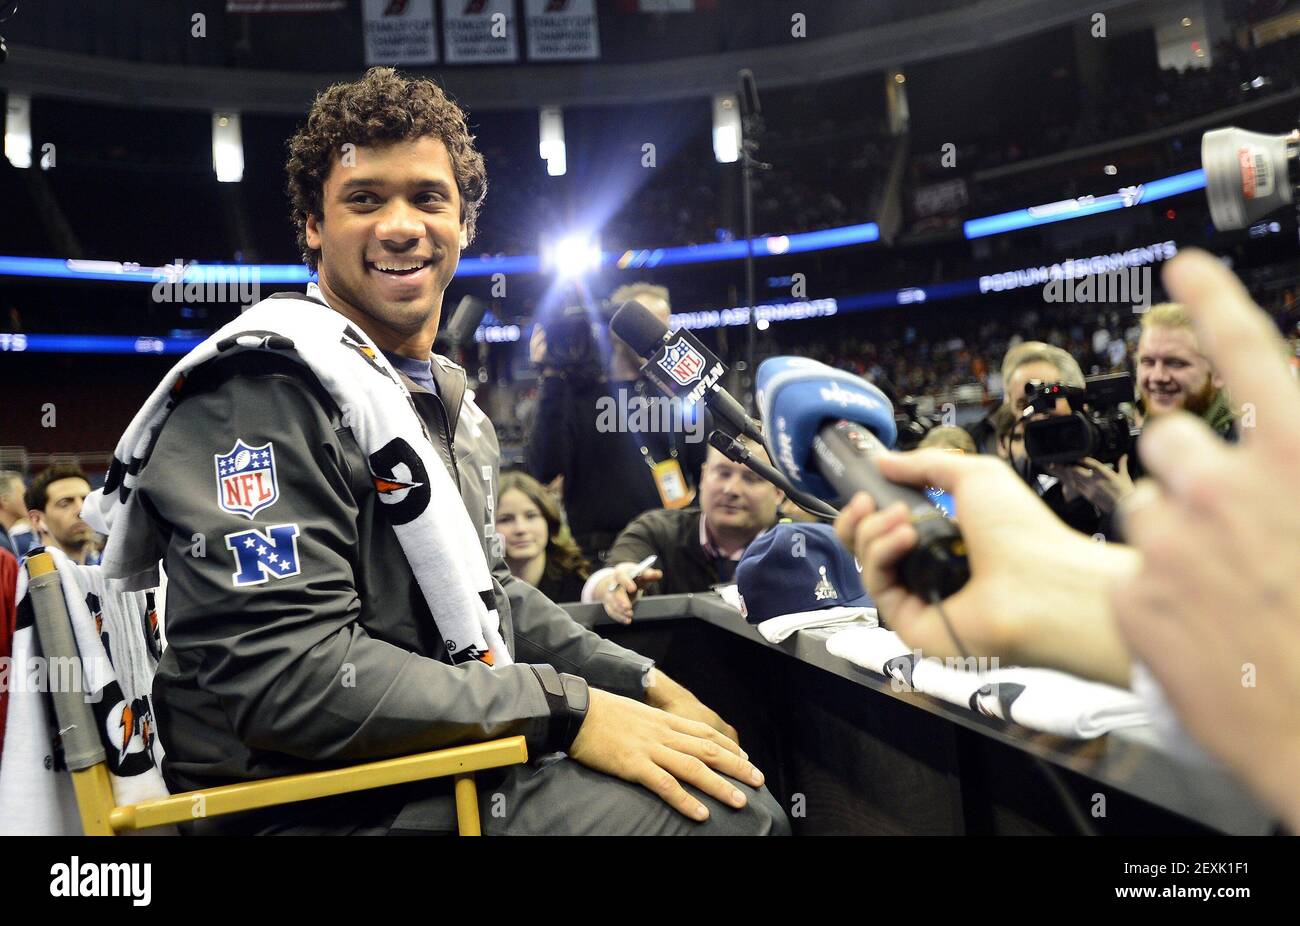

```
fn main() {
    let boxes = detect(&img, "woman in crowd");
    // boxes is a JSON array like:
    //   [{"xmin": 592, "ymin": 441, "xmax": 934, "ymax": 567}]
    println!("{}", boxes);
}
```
[{"xmin": 496, "ymin": 471, "xmax": 591, "ymax": 602}]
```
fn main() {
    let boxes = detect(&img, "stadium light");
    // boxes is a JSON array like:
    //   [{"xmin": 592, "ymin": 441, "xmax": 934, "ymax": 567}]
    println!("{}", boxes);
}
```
[
  {"xmin": 712, "ymin": 93, "xmax": 740, "ymax": 164},
  {"xmin": 539, "ymin": 106, "xmax": 566, "ymax": 177},
  {"xmin": 4, "ymin": 92, "xmax": 31, "ymax": 169},
  {"xmin": 212, "ymin": 111, "xmax": 244, "ymax": 183},
  {"xmin": 541, "ymin": 232, "xmax": 601, "ymax": 278}
]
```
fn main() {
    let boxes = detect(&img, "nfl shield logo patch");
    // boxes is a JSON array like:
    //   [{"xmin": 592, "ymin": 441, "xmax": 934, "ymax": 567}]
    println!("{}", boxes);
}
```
[
  {"xmin": 657, "ymin": 340, "xmax": 705, "ymax": 386},
  {"xmin": 215, "ymin": 439, "xmax": 279, "ymax": 519}
]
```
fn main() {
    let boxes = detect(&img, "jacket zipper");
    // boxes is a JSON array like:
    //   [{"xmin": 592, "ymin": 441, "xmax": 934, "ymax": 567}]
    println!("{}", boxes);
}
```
[{"xmin": 429, "ymin": 392, "xmax": 461, "ymax": 492}]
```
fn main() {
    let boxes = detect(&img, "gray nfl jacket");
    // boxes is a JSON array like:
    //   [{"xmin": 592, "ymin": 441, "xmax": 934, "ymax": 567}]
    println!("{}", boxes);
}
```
[{"xmin": 137, "ymin": 342, "xmax": 652, "ymax": 795}]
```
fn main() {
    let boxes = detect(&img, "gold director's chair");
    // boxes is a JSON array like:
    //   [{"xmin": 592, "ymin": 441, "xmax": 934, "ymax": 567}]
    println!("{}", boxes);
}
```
[{"xmin": 25, "ymin": 550, "xmax": 527, "ymax": 836}]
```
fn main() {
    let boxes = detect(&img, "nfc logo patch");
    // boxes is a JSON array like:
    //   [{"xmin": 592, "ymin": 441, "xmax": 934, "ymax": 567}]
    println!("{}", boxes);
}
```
[
  {"xmin": 225, "ymin": 524, "xmax": 302, "ymax": 587},
  {"xmin": 215, "ymin": 439, "xmax": 279, "ymax": 519}
]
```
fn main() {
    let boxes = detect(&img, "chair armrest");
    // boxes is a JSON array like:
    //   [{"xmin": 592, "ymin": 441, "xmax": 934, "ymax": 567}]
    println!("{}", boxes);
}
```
[{"xmin": 110, "ymin": 736, "xmax": 528, "ymax": 832}]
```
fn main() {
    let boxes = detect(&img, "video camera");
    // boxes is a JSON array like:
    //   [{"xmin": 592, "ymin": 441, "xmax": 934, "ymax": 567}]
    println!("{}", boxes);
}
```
[
  {"xmin": 1021, "ymin": 372, "xmax": 1139, "ymax": 467},
  {"xmin": 539, "ymin": 293, "xmax": 623, "ymax": 384},
  {"xmin": 1202, "ymin": 125, "xmax": 1300, "ymax": 231}
]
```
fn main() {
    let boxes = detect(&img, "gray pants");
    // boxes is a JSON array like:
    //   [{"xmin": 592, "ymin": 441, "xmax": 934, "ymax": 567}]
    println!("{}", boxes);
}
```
[
  {"xmin": 230, "ymin": 754, "xmax": 789, "ymax": 836},
  {"xmin": 391, "ymin": 753, "xmax": 790, "ymax": 836}
]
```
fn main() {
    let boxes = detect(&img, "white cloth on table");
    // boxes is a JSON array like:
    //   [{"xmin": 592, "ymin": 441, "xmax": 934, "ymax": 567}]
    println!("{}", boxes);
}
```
[
  {"xmin": 911, "ymin": 657, "xmax": 986, "ymax": 707},
  {"xmin": 822, "ymin": 625, "xmax": 1148, "ymax": 739},
  {"xmin": 968, "ymin": 667, "xmax": 1146, "ymax": 738},
  {"xmin": 756, "ymin": 606, "xmax": 877, "ymax": 644},
  {"xmin": 824, "ymin": 625, "xmax": 911, "ymax": 673}
]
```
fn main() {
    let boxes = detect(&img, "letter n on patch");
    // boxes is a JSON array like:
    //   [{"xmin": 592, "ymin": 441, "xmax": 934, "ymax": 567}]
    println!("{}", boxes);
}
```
[{"xmin": 225, "ymin": 524, "xmax": 302, "ymax": 587}]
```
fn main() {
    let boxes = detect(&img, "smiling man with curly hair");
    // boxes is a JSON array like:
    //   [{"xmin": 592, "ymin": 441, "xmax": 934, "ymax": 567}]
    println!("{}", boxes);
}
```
[
  {"xmin": 116, "ymin": 68, "xmax": 785, "ymax": 837},
  {"xmin": 284, "ymin": 67, "xmax": 487, "ymax": 359}
]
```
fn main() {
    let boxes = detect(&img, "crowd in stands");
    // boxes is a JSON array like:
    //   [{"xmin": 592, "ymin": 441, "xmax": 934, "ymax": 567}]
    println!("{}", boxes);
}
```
[
  {"xmin": 772, "ymin": 284, "xmax": 1300, "ymax": 400},
  {"xmin": 920, "ymin": 31, "xmax": 1300, "ymax": 184}
]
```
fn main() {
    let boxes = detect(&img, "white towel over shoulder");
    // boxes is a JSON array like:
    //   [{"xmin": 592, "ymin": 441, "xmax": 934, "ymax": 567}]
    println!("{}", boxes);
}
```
[{"xmin": 81, "ymin": 291, "xmax": 509, "ymax": 667}]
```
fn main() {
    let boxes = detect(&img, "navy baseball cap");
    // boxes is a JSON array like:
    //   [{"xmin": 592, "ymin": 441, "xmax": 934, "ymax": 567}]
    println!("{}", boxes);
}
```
[{"xmin": 735, "ymin": 523, "xmax": 874, "ymax": 625}]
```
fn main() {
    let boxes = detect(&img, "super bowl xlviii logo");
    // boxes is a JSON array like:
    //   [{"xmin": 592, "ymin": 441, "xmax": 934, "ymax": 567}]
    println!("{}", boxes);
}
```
[
  {"xmin": 658, "ymin": 340, "xmax": 706, "ymax": 386},
  {"xmin": 813, "ymin": 565, "xmax": 838, "ymax": 601},
  {"xmin": 224, "ymin": 524, "xmax": 302, "ymax": 587},
  {"xmin": 215, "ymin": 439, "xmax": 278, "ymax": 518}
]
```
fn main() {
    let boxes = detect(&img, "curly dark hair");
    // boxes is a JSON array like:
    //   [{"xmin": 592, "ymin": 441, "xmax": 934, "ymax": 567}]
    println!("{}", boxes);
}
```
[{"xmin": 285, "ymin": 67, "xmax": 488, "ymax": 272}]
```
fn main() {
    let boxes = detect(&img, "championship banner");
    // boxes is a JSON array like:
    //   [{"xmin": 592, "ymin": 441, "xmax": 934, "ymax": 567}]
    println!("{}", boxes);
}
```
[
  {"xmin": 227, "ymin": 1, "xmax": 346, "ymax": 11},
  {"xmin": 363, "ymin": 0, "xmax": 439, "ymax": 66},
  {"xmin": 443, "ymin": 0, "xmax": 519, "ymax": 64},
  {"xmin": 525, "ymin": 0, "xmax": 600, "ymax": 61}
]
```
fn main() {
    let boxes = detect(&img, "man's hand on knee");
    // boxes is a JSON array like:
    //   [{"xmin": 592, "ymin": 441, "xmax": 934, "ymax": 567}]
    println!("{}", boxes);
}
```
[{"xmin": 568, "ymin": 688, "xmax": 765, "ymax": 821}]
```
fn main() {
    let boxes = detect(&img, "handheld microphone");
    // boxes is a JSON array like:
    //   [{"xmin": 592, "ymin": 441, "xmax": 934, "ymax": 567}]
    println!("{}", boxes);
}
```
[
  {"xmin": 609, "ymin": 300, "xmax": 764, "ymax": 443},
  {"xmin": 757, "ymin": 356, "xmax": 970, "ymax": 600},
  {"xmin": 435, "ymin": 295, "xmax": 489, "ymax": 356}
]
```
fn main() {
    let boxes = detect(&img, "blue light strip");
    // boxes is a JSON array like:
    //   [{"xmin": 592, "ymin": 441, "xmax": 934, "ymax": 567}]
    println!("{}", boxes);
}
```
[
  {"xmin": 614, "ymin": 223, "xmax": 881, "ymax": 269},
  {"xmin": 10, "ymin": 236, "xmax": 1181, "ymax": 354},
  {"xmin": 0, "ymin": 258, "xmax": 312, "ymax": 284},
  {"xmin": 0, "ymin": 165, "xmax": 1207, "ymax": 283},
  {"xmin": 2, "ymin": 334, "xmax": 205, "ymax": 354},
  {"xmin": 963, "ymin": 169, "xmax": 1206, "ymax": 239},
  {"xmin": 0, "ymin": 224, "xmax": 880, "ymax": 283}
]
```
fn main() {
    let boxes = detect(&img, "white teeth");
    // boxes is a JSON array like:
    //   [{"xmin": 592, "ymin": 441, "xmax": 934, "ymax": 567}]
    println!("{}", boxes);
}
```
[{"xmin": 372, "ymin": 260, "xmax": 427, "ymax": 272}]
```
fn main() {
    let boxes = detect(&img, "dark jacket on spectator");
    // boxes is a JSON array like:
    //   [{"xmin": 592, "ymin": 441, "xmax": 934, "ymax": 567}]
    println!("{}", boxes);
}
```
[{"xmin": 526, "ymin": 376, "xmax": 706, "ymax": 562}]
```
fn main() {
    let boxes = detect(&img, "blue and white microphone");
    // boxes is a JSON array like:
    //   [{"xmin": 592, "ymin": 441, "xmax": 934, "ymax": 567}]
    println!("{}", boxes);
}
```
[{"xmin": 757, "ymin": 357, "xmax": 970, "ymax": 600}]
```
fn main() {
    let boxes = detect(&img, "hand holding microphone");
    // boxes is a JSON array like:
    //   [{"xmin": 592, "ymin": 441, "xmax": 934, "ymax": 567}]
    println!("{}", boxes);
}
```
[
  {"xmin": 757, "ymin": 356, "xmax": 1136, "ymax": 683},
  {"xmin": 833, "ymin": 448, "xmax": 1137, "ymax": 685},
  {"xmin": 756, "ymin": 356, "xmax": 970, "ymax": 600}
]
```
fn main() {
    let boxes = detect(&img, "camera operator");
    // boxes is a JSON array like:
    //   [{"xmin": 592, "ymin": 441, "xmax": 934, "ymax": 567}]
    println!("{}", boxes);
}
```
[
  {"xmin": 834, "ymin": 250, "xmax": 1300, "ymax": 832},
  {"xmin": 996, "ymin": 342, "xmax": 1134, "ymax": 537},
  {"xmin": 525, "ymin": 282, "xmax": 707, "ymax": 562}
]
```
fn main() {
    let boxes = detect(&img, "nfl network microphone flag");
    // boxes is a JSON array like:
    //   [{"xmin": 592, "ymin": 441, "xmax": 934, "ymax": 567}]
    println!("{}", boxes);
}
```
[{"xmin": 639, "ymin": 329, "xmax": 728, "ymax": 415}]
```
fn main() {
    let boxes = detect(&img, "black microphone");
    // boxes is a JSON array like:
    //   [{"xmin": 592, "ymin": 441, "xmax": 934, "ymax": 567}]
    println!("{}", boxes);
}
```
[
  {"xmin": 609, "ymin": 299, "xmax": 764, "ymax": 444},
  {"xmin": 435, "ymin": 295, "xmax": 489, "ymax": 356}
]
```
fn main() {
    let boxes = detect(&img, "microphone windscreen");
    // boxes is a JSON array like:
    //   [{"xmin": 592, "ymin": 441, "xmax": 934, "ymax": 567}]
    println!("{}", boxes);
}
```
[
  {"xmin": 756, "ymin": 356, "xmax": 897, "ymax": 499},
  {"xmin": 446, "ymin": 295, "xmax": 488, "ymax": 344},
  {"xmin": 610, "ymin": 300, "xmax": 668, "ymax": 359}
]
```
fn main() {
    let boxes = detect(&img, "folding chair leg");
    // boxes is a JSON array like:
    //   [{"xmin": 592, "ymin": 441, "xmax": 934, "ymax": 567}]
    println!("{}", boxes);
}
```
[
  {"xmin": 72, "ymin": 764, "xmax": 117, "ymax": 836},
  {"xmin": 454, "ymin": 773, "xmax": 481, "ymax": 836}
]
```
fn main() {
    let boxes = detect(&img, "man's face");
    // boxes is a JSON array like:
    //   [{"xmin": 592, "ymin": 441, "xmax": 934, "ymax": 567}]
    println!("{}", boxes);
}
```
[
  {"xmin": 35, "ymin": 477, "xmax": 94, "ymax": 552},
  {"xmin": 1002, "ymin": 361, "xmax": 1073, "ymax": 467},
  {"xmin": 1137, "ymin": 325, "xmax": 1220, "ymax": 417},
  {"xmin": 699, "ymin": 446, "xmax": 783, "ymax": 539},
  {"xmin": 305, "ymin": 136, "xmax": 466, "ymax": 357},
  {"xmin": 0, "ymin": 476, "xmax": 25, "ymax": 521}
]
